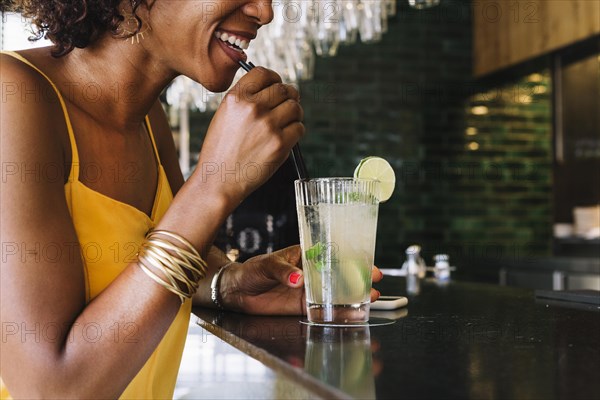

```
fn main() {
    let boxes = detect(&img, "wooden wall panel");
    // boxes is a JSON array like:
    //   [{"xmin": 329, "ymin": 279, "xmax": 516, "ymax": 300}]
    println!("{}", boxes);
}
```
[{"xmin": 473, "ymin": 0, "xmax": 600, "ymax": 76}]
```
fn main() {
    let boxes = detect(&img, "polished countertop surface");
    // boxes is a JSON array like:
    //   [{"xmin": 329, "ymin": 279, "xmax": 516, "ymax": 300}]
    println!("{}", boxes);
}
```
[{"xmin": 193, "ymin": 278, "xmax": 600, "ymax": 399}]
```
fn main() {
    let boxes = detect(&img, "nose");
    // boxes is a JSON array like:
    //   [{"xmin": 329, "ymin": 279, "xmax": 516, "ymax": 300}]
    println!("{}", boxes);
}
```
[{"xmin": 243, "ymin": 0, "xmax": 274, "ymax": 26}]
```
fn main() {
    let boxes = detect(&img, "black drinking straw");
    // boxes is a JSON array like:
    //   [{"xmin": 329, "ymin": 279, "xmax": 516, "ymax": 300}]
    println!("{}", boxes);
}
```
[{"xmin": 238, "ymin": 60, "xmax": 309, "ymax": 180}]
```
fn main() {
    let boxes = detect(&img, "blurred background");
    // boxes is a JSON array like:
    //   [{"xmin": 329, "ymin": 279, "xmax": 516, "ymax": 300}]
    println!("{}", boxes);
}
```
[{"xmin": 2, "ymin": 0, "xmax": 599, "ymax": 290}]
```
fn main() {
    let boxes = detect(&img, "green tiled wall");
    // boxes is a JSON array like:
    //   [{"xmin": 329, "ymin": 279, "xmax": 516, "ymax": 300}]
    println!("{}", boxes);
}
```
[
  {"xmin": 186, "ymin": 0, "xmax": 554, "ymax": 274},
  {"xmin": 295, "ymin": 1, "xmax": 553, "ymax": 271},
  {"xmin": 447, "ymin": 72, "xmax": 553, "ymax": 272}
]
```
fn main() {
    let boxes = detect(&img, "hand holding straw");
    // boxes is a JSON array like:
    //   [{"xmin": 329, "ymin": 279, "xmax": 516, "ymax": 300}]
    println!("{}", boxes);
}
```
[{"xmin": 239, "ymin": 60, "xmax": 309, "ymax": 180}]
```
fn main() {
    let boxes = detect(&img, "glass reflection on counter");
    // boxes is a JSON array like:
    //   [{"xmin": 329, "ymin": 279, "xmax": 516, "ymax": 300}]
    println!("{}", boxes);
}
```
[{"xmin": 304, "ymin": 326, "xmax": 376, "ymax": 399}]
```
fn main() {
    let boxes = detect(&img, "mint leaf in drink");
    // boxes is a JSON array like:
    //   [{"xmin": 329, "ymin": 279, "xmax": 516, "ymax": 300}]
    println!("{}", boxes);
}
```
[
  {"xmin": 305, "ymin": 243, "xmax": 328, "ymax": 271},
  {"xmin": 314, "ymin": 260, "xmax": 325, "ymax": 272},
  {"xmin": 305, "ymin": 242, "xmax": 324, "ymax": 261},
  {"xmin": 349, "ymin": 192, "xmax": 361, "ymax": 202},
  {"xmin": 334, "ymin": 192, "xmax": 378, "ymax": 204},
  {"xmin": 335, "ymin": 192, "xmax": 362, "ymax": 203}
]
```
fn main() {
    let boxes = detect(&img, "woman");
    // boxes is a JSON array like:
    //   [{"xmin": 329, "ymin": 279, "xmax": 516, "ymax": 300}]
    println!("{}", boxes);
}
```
[{"xmin": 0, "ymin": 1, "xmax": 382, "ymax": 398}]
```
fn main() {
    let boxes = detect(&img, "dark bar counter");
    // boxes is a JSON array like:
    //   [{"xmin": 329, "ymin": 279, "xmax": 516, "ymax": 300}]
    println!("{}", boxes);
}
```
[{"xmin": 192, "ymin": 277, "xmax": 600, "ymax": 399}]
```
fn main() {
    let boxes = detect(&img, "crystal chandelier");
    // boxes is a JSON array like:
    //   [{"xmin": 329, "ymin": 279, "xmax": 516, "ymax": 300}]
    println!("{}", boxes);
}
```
[{"xmin": 251, "ymin": 0, "xmax": 398, "ymax": 82}]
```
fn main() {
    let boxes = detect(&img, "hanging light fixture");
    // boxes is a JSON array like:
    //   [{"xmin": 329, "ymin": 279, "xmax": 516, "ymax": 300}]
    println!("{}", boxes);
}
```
[{"xmin": 408, "ymin": 0, "xmax": 441, "ymax": 10}]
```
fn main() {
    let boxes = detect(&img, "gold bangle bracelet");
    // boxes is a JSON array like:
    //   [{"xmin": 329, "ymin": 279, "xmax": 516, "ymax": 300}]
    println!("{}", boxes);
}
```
[
  {"xmin": 140, "ymin": 245, "xmax": 195, "ymax": 293},
  {"xmin": 145, "ymin": 238, "xmax": 206, "ymax": 280},
  {"xmin": 146, "ymin": 234, "xmax": 208, "ymax": 280},
  {"xmin": 139, "ymin": 244, "xmax": 198, "ymax": 299},
  {"xmin": 148, "ymin": 230, "xmax": 208, "ymax": 271},
  {"xmin": 143, "ymin": 243, "xmax": 196, "ymax": 285},
  {"xmin": 138, "ymin": 260, "xmax": 188, "ymax": 303},
  {"xmin": 137, "ymin": 229, "xmax": 208, "ymax": 303}
]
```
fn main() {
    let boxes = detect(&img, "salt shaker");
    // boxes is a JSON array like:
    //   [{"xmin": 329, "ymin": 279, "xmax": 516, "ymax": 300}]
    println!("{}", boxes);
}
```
[{"xmin": 433, "ymin": 254, "xmax": 451, "ymax": 282}]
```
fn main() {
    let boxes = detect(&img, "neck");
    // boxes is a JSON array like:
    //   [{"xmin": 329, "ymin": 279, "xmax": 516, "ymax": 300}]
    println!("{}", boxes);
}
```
[{"xmin": 58, "ymin": 33, "xmax": 177, "ymax": 130}]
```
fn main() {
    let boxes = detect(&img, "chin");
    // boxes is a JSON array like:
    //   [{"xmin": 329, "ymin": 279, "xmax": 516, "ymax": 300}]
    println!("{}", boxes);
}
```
[
  {"xmin": 201, "ymin": 73, "xmax": 237, "ymax": 93},
  {"xmin": 204, "ymin": 81, "xmax": 234, "ymax": 93}
]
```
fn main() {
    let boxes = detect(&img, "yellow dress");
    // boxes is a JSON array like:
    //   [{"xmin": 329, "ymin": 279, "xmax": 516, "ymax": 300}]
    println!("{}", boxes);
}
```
[{"xmin": 0, "ymin": 51, "xmax": 190, "ymax": 399}]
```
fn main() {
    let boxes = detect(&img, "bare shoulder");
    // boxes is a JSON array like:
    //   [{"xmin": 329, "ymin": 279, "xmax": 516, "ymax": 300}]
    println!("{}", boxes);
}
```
[
  {"xmin": 1, "ymin": 50, "xmax": 58, "ymax": 104},
  {"xmin": 1, "ymin": 51, "xmax": 69, "ymax": 170},
  {"xmin": 1, "ymin": 50, "xmax": 74, "ymax": 244},
  {"xmin": 148, "ymin": 99, "xmax": 185, "ymax": 194}
]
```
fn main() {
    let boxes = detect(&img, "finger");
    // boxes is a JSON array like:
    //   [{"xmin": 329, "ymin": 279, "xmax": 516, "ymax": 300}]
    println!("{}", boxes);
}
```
[
  {"xmin": 285, "ymin": 84, "xmax": 300, "ymax": 101},
  {"xmin": 237, "ymin": 67, "xmax": 282, "ymax": 95},
  {"xmin": 271, "ymin": 245, "xmax": 302, "ymax": 267},
  {"xmin": 274, "ymin": 122, "xmax": 305, "ymax": 156},
  {"xmin": 256, "ymin": 83, "xmax": 300, "ymax": 109},
  {"xmin": 271, "ymin": 99, "xmax": 304, "ymax": 128},
  {"xmin": 284, "ymin": 267, "xmax": 304, "ymax": 289},
  {"xmin": 258, "ymin": 248, "xmax": 304, "ymax": 288},
  {"xmin": 372, "ymin": 266, "xmax": 383, "ymax": 283},
  {"xmin": 281, "ymin": 121, "xmax": 305, "ymax": 143},
  {"xmin": 370, "ymin": 288, "xmax": 381, "ymax": 302},
  {"xmin": 286, "ymin": 268, "xmax": 304, "ymax": 288}
]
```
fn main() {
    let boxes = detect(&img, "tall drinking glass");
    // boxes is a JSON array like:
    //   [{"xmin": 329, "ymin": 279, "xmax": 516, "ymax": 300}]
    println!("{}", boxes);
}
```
[{"xmin": 295, "ymin": 178, "xmax": 380, "ymax": 325}]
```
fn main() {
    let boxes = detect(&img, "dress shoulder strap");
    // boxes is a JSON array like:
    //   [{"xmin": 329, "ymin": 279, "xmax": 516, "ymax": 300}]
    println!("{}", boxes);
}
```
[
  {"xmin": 144, "ymin": 116, "xmax": 162, "ymax": 165},
  {"xmin": 1, "ymin": 50, "xmax": 80, "ymax": 181}
]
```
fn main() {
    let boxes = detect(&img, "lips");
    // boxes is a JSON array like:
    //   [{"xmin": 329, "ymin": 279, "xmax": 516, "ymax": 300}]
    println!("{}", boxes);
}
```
[{"xmin": 214, "ymin": 30, "xmax": 253, "ymax": 63}]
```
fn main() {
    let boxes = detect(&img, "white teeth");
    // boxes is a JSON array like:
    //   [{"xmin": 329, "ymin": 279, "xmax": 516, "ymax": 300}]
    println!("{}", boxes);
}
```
[
  {"xmin": 215, "ymin": 31, "xmax": 250, "ymax": 51},
  {"xmin": 215, "ymin": 31, "xmax": 250, "ymax": 50}
]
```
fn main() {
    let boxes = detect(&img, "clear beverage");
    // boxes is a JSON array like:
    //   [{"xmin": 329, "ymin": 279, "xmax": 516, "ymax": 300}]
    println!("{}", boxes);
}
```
[{"xmin": 295, "ymin": 178, "xmax": 380, "ymax": 324}]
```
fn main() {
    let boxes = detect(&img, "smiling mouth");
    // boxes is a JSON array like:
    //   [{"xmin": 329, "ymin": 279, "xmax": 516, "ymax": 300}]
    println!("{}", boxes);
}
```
[{"xmin": 214, "ymin": 30, "xmax": 250, "ymax": 53}]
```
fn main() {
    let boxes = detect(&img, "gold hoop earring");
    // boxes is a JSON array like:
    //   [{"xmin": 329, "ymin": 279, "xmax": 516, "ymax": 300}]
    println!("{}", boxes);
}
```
[{"xmin": 117, "ymin": 9, "xmax": 151, "ymax": 44}]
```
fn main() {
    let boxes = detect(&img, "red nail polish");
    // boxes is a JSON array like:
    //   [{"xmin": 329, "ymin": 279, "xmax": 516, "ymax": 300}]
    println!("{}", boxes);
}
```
[{"xmin": 289, "ymin": 272, "xmax": 302, "ymax": 284}]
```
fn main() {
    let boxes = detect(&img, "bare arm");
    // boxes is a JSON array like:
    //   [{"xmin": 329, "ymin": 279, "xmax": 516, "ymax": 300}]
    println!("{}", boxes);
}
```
[
  {"xmin": 0, "ymin": 58, "xmax": 303, "ymax": 399},
  {"xmin": 147, "ymin": 100, "xmax": 235, "ymax": 308}
]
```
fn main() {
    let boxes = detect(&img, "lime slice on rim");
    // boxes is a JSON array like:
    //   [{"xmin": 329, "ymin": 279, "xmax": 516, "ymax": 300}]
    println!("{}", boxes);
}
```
[{"xmin": 354, "ymin": 156, "xmax": 396, "ymax": 202}]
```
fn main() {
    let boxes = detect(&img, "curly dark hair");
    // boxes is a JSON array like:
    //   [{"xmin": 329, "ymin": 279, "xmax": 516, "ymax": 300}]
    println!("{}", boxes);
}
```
[{"xmin": 4, "ymin": 0, "xmax": 144, "ymax": 57}]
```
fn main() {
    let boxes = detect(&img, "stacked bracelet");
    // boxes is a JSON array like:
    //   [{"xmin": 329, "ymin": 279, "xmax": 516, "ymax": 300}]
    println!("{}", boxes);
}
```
[
  {"xmin": 137, "ymin": 230, "xmax": 208, "ymax": 303},
  {"xmin": 211, "ymin": 262, "xmax": 235, "ymax": 309}
]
